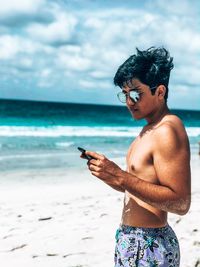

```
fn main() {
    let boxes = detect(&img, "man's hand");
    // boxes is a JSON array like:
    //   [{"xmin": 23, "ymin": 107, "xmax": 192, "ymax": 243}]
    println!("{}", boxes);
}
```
[{"xmin": 84, "ymin": 151, "xmax": 125, "ymax": 191}]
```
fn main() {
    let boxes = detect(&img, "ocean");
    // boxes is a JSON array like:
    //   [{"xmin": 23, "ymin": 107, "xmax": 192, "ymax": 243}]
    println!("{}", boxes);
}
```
[{"xmin": 0, "ymin": 99, "xmax": 199, "ymax": 172}]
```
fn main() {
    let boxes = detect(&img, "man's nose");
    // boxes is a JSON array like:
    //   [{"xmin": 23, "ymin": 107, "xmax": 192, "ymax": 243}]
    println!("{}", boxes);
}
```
[{"xmin": 126, "ymin": 95, "xmax": 135, "ymax": 106}]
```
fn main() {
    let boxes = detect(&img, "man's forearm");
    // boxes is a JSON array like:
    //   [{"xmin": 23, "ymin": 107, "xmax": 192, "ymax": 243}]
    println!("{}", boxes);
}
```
[
  {"xmin": 107, "ymin": 183, "xmax": 125, "ymax": 193},
  {"xmin": 119, "ymin": 171, "xmax": 190, "ymax": 215}
]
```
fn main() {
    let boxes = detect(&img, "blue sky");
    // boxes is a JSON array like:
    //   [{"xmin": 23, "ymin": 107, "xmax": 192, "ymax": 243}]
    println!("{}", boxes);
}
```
[{"xmin": 0, "ymin": 0, "xmax": 200, "ymax": 110}]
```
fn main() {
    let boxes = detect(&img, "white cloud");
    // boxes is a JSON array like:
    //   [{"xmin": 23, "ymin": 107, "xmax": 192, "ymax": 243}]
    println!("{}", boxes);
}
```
[
  {"xmin": 19, "ymin": 58, "xmax": 33, "ymax": 69},
  {"xmin": 58, "ymin": 53, "xmax": 91, "ymax": 72},
  {"xmin": 40, "ymin": 69, "xmax": 52, "ymax": 78},
  {"xmin": 169, "ymin": 84, "xmax": 200, "ymax": 110},
  {"xmin": 0, "ymin": 35, "xmax": 20, "ymax": 59},
  {"xmin": 79, "ymin": 79, "xmax": 111, "ymax": 89},
  {"xmin": 0, "ymin": 35, "xmax": 53, "ymax": 60},
  {"xmin": 79, "ymin": 80, "xmax": 94, "ymax": 89},
  {"xmin": 0, "ymin": 0, "xmax": 45, "ymax": 16},
  {"xmin": 175, "ymin": 65, "xmax": 200, "ymax": 85},
  {"xmin": 151, "ymin": 0, "xmax": 198, "ymax": 16},
  {"xmin": 89, "ymin": 70, "xmax": 111, "ymax": 79},
  {"xmin": 26, "ymin": 10, "xmax": 77, "ymax": 44},
  {"xmin": 56, "ymin": 44, "xmax": 93, "ymax": 72}
]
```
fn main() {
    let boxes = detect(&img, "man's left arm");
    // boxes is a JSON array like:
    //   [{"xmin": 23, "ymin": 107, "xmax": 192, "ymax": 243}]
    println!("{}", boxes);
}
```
[{"xmin": 120, "ymin": 124, "xmax": 191, "ymax": 215}]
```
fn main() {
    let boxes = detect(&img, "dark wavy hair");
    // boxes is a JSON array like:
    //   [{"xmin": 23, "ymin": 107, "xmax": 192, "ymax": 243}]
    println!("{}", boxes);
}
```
[{"xmin": 113, "ymin": 47, "xmax": 174, "ymax": 101}]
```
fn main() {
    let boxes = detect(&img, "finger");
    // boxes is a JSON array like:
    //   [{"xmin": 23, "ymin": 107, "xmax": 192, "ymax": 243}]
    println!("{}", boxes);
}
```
[
  {"xmin": 89, "ymin": 158, "xmax": 101, "ymax": 166},
  {"xmin": 91, "ymin": 171, "xmax": 100, "ymax": 177},
  {"xmin": 80, "ymin": 153, "xmax": 89, "ymax": 160},
  {"xmin": 85, "ymin": 151, "xmax": 105, "ymax": 160},
  {"xmin": 88, "ymin": 159, "xmax": 94, "ymax": 164},
  {"xmin": 88, "ymin": 163, "xmax": 100, "ymax": 172}
]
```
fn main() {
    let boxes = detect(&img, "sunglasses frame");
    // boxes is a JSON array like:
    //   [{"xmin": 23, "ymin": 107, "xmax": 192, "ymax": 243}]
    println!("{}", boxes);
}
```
[{"xmin": 117, "ymin": 86, "xmax": 157, "ymax": 104}]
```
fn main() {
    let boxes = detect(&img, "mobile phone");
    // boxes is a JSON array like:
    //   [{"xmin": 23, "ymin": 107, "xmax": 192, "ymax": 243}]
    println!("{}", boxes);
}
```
[{"xmin": 77, "ymin": 147, "xmax": 95, "ymax": 160}]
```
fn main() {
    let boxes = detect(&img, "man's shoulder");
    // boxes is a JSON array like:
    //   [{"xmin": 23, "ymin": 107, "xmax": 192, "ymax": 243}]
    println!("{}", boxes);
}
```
[
  {"xmin": 152, "ymin": 114, "xmax": 188, "ymax": 150},
  {"xmin": 155, "ymin": 114, "xmax": 185, "ymax": 135}
]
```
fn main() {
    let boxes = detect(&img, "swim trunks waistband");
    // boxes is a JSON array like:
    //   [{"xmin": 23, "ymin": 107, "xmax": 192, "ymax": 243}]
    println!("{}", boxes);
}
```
[{"xmin": 119, "ymin": 223, "xmax": 170, "ymax": 234}]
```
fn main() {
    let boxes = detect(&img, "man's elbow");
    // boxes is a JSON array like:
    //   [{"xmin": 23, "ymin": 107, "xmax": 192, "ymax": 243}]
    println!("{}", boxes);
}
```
[
  {"xmin": 174, "ymin": 196, "xmax": 191, "ymax": 216},
  {"xmin": 176, "ymin": 207, "xmax": 189, "ymax": 216}
]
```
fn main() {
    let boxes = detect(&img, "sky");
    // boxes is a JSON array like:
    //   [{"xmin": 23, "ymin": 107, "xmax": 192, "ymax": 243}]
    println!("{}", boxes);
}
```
[{"xmin": 0, "ymin": 0, "xmax": 200, "ymax": 110}]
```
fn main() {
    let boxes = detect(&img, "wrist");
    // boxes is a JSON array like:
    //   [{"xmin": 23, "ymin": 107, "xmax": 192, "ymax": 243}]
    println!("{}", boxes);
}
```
[
  {"xmin": 118, "ymin": 170, "xmax": 139, "ymax": 191},
  {"xmin": 117, "ymin": 169, "xmax": 128, "ymax": 189}
]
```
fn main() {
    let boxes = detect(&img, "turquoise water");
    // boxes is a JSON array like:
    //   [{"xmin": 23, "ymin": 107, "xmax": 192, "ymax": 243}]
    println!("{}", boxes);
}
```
[
  {"xmin": 0, "ymin": 99, "xmax": 200, "ymax": 127},
  {"xmin": 0, "ymin": 99, "xmax": 199, "ymax": 172}
]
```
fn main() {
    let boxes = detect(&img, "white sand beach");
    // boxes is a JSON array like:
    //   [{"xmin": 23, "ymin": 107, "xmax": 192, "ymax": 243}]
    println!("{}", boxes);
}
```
[{"xmin": 0, "ymin": 154, "xmax": 199, "ymax": 267}]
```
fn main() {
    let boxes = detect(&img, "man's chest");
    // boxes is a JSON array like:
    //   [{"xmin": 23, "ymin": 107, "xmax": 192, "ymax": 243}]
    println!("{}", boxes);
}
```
[{"xmin": 126, "ymin": 135, "xmax": 158, "ymax": 183}]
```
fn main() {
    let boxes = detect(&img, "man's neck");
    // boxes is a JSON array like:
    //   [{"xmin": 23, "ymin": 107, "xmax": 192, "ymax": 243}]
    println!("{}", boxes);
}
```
[{"xmin": 145, "ymin": 104, "xmax": 170, "ymax": 126}]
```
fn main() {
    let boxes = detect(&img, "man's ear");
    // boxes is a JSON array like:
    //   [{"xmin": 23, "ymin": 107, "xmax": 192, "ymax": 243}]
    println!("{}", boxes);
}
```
[{"xmin": 157, "ymin": 85, "xmax": 166, "ymax": 100}]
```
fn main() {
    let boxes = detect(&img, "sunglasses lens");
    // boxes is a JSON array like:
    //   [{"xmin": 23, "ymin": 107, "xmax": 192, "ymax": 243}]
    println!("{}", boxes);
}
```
[
  {"xmin": 117, "ymin": 91, "xmax": 140, "ymax": 103},
  {"xmin": 129, "ymin": 91, "xmax": 140, "ymax": 102},
  {"xmin": 117, "ymin": 92, "xmax": 126, "ymax": 103}
]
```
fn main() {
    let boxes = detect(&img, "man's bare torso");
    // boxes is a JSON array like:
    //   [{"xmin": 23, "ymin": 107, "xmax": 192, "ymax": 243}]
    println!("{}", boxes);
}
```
[{"xmin": 121, "ymin": 114, "xmax": 186, "ymax": 228}]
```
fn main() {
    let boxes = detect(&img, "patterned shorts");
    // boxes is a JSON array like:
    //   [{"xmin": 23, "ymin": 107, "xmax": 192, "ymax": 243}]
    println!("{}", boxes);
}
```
[{"xmin": 114, "ymin": 224, "xmax": 180, "ymax": 267}]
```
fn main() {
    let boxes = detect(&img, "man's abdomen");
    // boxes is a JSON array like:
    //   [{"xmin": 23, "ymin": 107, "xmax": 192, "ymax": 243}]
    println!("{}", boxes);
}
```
[{"xmin": 121, "ymin": 192, "xmax": 167, "ymax": 228}]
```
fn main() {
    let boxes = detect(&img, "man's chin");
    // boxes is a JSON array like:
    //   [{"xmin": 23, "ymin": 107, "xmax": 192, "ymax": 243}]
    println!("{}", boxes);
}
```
[
  {"xmin": 131, "ymin": 111, "xmax": 142, "ymax": 120},
  {"xmin": 132, "ymin": 115, "xmax": 141, "ymax": 120}
]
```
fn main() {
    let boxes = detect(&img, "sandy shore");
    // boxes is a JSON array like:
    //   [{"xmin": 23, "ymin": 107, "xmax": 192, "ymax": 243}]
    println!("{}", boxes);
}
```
[{"xmin": 0, "ymin": 154, "xmax": 199, "ymax": 267}]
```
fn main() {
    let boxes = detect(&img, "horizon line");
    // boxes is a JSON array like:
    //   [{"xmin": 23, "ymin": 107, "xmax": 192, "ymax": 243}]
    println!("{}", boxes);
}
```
[{"xmin": 0, "ymin": 97, "xmax": 199, "ymax": 112}]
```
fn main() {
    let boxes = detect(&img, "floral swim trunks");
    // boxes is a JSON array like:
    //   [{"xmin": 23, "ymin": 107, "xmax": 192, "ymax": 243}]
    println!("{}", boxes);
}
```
[{"xmin": 114, "ymin": 224, "xmax": 180, "ymax": 267}]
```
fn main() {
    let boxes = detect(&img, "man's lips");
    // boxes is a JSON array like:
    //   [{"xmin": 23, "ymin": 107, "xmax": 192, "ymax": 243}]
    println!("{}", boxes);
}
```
[
  {"xmin": 128, "ymin": 106, "xmax": 139, "ymax": 113},
  {"xmin": 131, "ymin": 108, "xmax": 138, "ymax": 112}
]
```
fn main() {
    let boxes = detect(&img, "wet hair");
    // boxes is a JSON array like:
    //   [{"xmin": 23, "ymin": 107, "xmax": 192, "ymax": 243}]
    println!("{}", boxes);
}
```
[{"xmin": 113, "ymin": 47, "xmax": 174, "ymax": 101}]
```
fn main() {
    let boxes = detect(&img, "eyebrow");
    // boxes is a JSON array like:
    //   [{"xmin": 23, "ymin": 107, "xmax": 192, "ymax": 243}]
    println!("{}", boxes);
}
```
[{"xmin": 122, "ymin": 86, "xmax": 141, "ymax": 93}]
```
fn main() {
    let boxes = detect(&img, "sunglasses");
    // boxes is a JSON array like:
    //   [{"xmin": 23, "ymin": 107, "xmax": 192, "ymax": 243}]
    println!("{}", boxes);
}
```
[{"xmin": 117, "ymin": 86, "xmax": 157, "ymax": 103}]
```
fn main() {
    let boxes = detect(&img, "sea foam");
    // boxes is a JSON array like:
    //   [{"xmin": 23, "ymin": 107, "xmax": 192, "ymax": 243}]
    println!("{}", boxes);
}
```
[{"xmin": 0, "ymin": 126, "xmax": 199, "ymax": 138}]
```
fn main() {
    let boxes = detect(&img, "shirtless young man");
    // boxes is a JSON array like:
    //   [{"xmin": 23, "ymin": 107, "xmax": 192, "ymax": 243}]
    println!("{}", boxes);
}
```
[{"xmin": 83, "ymin": 47, "xmax": 191, "ymax": 266}]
